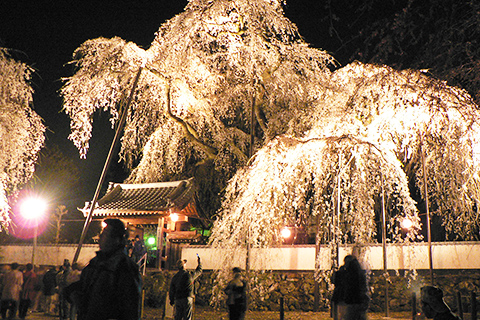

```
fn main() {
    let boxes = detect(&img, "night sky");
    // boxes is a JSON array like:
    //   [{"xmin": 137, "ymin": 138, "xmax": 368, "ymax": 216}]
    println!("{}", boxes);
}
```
[{"xmin": 1, "ymin": 0, "xmax": 336, "ymax": 211}]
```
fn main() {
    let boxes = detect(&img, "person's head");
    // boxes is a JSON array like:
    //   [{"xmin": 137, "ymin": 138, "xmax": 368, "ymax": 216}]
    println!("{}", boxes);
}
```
[
  {"xmin": 176, "ymin": 259, "xmax": 186, "ymax": 270},
  {"xmin": 26, "ymin": 263, "xmax": 33, "ymax": 271},
  {"xmin": 421, "ymin": 286, "xmax": 451, "ymax": 318},
  {"xmin": 135, "ymin": 235, "xmax": 140, "ymax": 241},
  {"xmin": 11, "ymin": 262, "xmax": 19, "ymax": 270},
  {"xmin": 232, "ymin": 267, "xmax": 242, "ymax": 278},
  {"xmin": 99, "ymin": 218, "xmax": 128, "ymax": 253},
  {"xmin": 344, "ymin": 254, "xmax": 356, "ymax": 265},
  {"xmin": 63, "ymin": 259, "xmax": 71, "ymax": 268}
]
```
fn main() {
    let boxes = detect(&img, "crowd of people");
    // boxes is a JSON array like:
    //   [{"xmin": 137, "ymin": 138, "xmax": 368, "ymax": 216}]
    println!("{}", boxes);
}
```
[
  {"xmin": 0, "ymin": 219, "xmax": 464, "ymax": 320},
  {"xmin": 0, "ymin": 219, "xmax": 141, "ymax": 320}
]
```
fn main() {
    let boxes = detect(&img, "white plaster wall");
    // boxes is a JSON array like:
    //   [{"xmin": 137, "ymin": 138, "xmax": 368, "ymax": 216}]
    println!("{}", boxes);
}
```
[
  {"xmin": 182, "ymin": 242, "xmax": 480, "ymax": 270},
  {"xmin": 0, "ymin": 244, "xmax": 98, "ymax": 267},
  {"xmin": 2, "ymin": 242, "xmax": 479, "ymax": 270}
]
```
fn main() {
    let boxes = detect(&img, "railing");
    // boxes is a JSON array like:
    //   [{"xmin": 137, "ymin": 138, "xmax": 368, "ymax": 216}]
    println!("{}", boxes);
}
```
[
  {"xmin": 137, "ymin": 252, "xmax": 148, "ymax": 276},
  {"xmin": 137, "ymin": 252, "xmax": 148, "ymax": 318}
]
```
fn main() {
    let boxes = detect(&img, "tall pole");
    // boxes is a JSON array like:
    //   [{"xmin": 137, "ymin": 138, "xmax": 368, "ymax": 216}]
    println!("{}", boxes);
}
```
[
  {"xmin": 32, "ymin": 225, "xmax": 38, "ymax": 269},
  {"xmin": 381, "ymin": 176, "xmax": 389, "ymax": 317},
  {"xmin": 314, "ymin": 216, "xmax": 320, "ymax": 312},
  {"xmin": 421, "ymin": 142, "xmax": 434, "ymax": 284},
  {"xmin": 73, "ymin": 68, "xmax": 143, "ymax": 264},
  {"xmin": 334, "ymin": 153, "xmax": 342, "ymax": 268}
]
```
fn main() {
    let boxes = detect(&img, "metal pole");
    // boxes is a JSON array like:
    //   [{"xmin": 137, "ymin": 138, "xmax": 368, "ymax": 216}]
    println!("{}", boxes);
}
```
[
  {"xmin": 381, "ymin": 175, "xmax": 389, "ymax": 317},
  {"xmin": 249, "ymin": 94, "xmax": 256, "ymax": 158},
  {"xmin": 73, "ymin": 68, "xmax": 143, "ymax": 264},
  {"xmin": 335, "ymin": 153, "xmax": 342, "ymax": 268},
  {"xmin": 314, "ymin": 216, "xmax": 320, "ymax": 312},
  {"xmin": 32, "ymin": 225, "xmax": 37, "ymax": 269},
  {"xmin": 412, "ymin": 292, "xmax": 417, "ymax": 320},
  {"xmin": 421, "ymin": 142, "xmax": 434, "ymax": 284}
]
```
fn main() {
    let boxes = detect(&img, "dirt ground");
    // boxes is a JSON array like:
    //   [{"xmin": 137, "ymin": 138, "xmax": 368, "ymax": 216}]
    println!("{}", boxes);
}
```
[
  {"xmin": 25, "ymin": 306, "xmax": 415, "ymax": 320},
  {"xmin": 142, "ymin": 306, "xmax": 415, "ymax": 320}
]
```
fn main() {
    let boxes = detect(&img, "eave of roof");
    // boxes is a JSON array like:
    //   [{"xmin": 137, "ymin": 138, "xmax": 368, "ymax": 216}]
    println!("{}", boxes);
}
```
[{"xmin": 80, "ymin": 178, "xmax": 199, "ymax": 220}]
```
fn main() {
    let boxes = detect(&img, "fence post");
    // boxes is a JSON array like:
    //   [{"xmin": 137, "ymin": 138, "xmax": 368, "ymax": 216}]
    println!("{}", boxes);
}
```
[
  {"xmin": 412, "ymin": 292, "xmax": 416, "ymax": 320},
  {"xmin": 280, "ymin": 296, "xmax": 284, "ymax": 320},
  {"xmin": 472, "ymin": 291, "xmax": 477, "ymax": 320},
  {"xmin": 457, "ymin": 292, "xmax": 464, "ymax": 320}
]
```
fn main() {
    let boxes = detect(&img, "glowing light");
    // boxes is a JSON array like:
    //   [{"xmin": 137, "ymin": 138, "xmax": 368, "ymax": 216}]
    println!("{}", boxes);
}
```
[
  {"xmin": 281, "ymin": 227, "xmax": 292, "ymax": 239},
  {"xmin": 21, "ymin": 197, "xmax": 46, "ymax": 220},
  {"xmin": 170, "ymin": 213, "xmax": 179, "ymax": 222},
  {"xmin": 147, "ymin": 236, "xmax": 156, "ymax": 246},
  {"xmin": 401, "ymin": 217, "xmax": 413, "ymax": 229}
]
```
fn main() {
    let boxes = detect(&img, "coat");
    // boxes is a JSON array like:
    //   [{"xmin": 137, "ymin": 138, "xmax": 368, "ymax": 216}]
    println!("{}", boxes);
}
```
[
  {"xmin": 21, "ymin": 270, "xmax": 38, "ymax": 301},
  {"xmin": 77, "ymin": 248, "xmax": 142, "ymax": 320},
  {"xmin": 1, "ymin": 269, "xmax": 23, "ymax": 302}
]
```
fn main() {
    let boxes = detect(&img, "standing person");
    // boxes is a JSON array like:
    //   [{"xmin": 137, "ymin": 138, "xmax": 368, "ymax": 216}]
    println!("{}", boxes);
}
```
[
  {"xmin": 421, "ymin": 286, "xmax": 462, "ymax": 320},
  {"xmin": 57, "ymin": 259, "xmax": 72, "ymax": 320},
  {"xmin": 132, "ymin": 235, "xmax": 146, "ymax": 264},
  {"xmin": 1, "ymin": 262, "xmax": 23, "ymax": 320},
  {"xmin": 332, "ymin": 255, "xmax": 369, "ymax": 320},
  {"xmin": 65, "ymin": 263, "xmax": 81, "ymax": 320},
  {"xmin": 169, "ymin": 256, "xmax": 202, "ymax": 320},
  {"xmin": 18, "ymin": 263, "xmax": 38, "ymax": 319},
  {"xmin": 42, "ymin": 266, "xmax": 57, "ymax": 315},
  {"xmin": 76, "ymin": 218, "xmax": 142, "ymax": 320},
  {"xmin": 224, "ymin": 267, "xmax": 247, "ymax": 320}
]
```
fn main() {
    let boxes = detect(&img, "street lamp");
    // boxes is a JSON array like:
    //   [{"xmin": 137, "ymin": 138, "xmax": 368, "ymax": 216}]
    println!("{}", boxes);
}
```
[{"xmin": 20, "ymin": 197, "xmax": 47, "ymax": 268}]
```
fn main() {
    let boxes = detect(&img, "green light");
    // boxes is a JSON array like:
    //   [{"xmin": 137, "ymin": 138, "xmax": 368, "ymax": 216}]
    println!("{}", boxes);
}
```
[{"xmin": 147, "ymin": 237, "xmax": 156, "ymax": 246}]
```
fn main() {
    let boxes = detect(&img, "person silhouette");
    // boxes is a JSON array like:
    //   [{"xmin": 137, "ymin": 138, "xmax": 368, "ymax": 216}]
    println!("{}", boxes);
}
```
[
  {"xmin": 421, "ymin": 286, "xmax": 461, "ymax": 320},
  {"xmin": 169, "ymin": 256, "xmax": 202, "ymax": 320},
  {"xmin": 224, "ymin": 267, "xmax": 247, "ymax": 320}
]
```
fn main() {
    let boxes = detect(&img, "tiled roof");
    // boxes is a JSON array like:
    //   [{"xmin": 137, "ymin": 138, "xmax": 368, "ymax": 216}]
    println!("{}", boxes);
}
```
[{"xmin": 80, "ymin": 178, "xmax": 199, "ymax": 221}]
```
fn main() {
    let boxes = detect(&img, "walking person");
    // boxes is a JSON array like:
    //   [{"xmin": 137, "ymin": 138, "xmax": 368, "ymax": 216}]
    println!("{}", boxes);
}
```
[
  {"xmin": 331, "ymin": 255, "xmax": 369, "ymax": 320},
  {"xmin": 42, "ymin": 266, "xmax": 57, "ymax": 315},
  {"xmin": 132, "ymin": 235, "xmax": 146, "ymax": 264},
  {"xmin": 57, "ymin": 259, "xmax": 72, "ymax": 320},
  {"xmin": 75, "ymin": 218, "xmax": 142, "ymax": 320},
  {"xmin": 1, "ymin": 262, "xmax": 23, "ymax": 320},
  {"xmin": 65, "ymin": 263, "xmax": 81, "ymax": 320},
  {"xmin": 224, "ymin": 267, "xmax": 247, "ymax": 320},
  {"xmin": 169, "ymin": 256, "xmax": 202, "ymax": 320},
  {"xmin": 18, "ymin": 263, "xmax": 38, "ymax": 319}
]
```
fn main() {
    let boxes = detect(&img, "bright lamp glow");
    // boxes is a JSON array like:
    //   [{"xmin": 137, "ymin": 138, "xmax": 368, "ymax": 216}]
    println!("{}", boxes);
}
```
[
  {"xmin": 170, "ymin": 213, "xmax": 179, "ymax": 222},
  {"xmin": 401, "ymin": 217, "xmax": 413, "ymax": 229},
  {"xmin": 147, "ymin": 237, "xmax": 156, "ymax": 245},
  {"xmin": 281, "ymin": 227, "xmax": 292, "ymax": 239},
  {"xmin": 21, "ymin": 197, "xmax": 46, "ymax": 220}
]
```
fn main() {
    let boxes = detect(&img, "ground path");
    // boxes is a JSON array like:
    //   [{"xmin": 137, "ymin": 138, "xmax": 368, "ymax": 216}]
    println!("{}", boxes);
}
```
[{"xmin": 25, "ymin": 307, "xmax": 415, "ymax": 320}]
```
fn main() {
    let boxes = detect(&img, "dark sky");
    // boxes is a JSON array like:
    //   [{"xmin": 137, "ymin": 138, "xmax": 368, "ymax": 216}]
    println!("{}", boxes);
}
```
[{"xmin": 1, "ymin": 0, "xmax": 329, "ymax": 209}]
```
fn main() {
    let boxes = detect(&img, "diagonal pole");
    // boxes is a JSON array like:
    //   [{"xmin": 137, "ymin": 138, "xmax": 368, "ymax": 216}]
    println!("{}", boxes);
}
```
[{"xmin": 73, "ymin": 67, "xmax": 143, "ymax": 264}]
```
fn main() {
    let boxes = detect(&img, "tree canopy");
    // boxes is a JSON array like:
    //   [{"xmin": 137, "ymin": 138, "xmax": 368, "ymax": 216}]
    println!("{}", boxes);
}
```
[
  {"xmin": 62, "ymin": 0, "xmax": 480, "ymax": 250},
  {"xmin": 0, "ymin": 48, "xmax": 45, "ymax": 228}
]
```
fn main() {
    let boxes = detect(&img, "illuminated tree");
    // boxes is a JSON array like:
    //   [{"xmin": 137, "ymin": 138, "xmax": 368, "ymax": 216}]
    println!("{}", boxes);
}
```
[
  {"xmin": 61, "ymin": 0, "xmax": 334, "ymax": 214},
  {"xmin": 210, "ymin": 62, "xmax": 480, "ymax": 277},
  {"xmin": 0, "ymin": 48, "xmax": 45, "ymax": 228},
  {"xmin": 61, "ymin": 0, "xmax": 480, "ymax": 249}
]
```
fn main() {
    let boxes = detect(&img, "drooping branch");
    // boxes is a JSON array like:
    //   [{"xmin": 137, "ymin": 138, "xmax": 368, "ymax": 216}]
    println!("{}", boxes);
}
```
[{"xmin": 165, "ymin": 82, "xmax": 217, "ymax": 160}]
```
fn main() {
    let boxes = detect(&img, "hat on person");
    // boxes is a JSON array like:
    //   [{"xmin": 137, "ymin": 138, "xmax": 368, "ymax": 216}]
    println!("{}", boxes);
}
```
[
  {"xmin": 63, "ymin": 259, "xmax": 71, "ymax": 267},
  {"xmin": 421, "ymin": 286, "xmax": 451, "ymax": 313},
  {"xmin": 176, "ymin": 259, "xmax": 186, "ymax": 269},
  {"xmin": 232, "ymin": 267, "xmax": 242, "ymax": 273}
]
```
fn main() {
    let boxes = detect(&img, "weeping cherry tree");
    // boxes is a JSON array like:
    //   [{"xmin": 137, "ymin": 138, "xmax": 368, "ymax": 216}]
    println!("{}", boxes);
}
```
[
  {"xmin": 0, "ymin": 48, "xmax": 46, "ymax": 228},
  {"xmin": 61, "ymin": 0, "xmax": 334, "ymax": 214}
]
